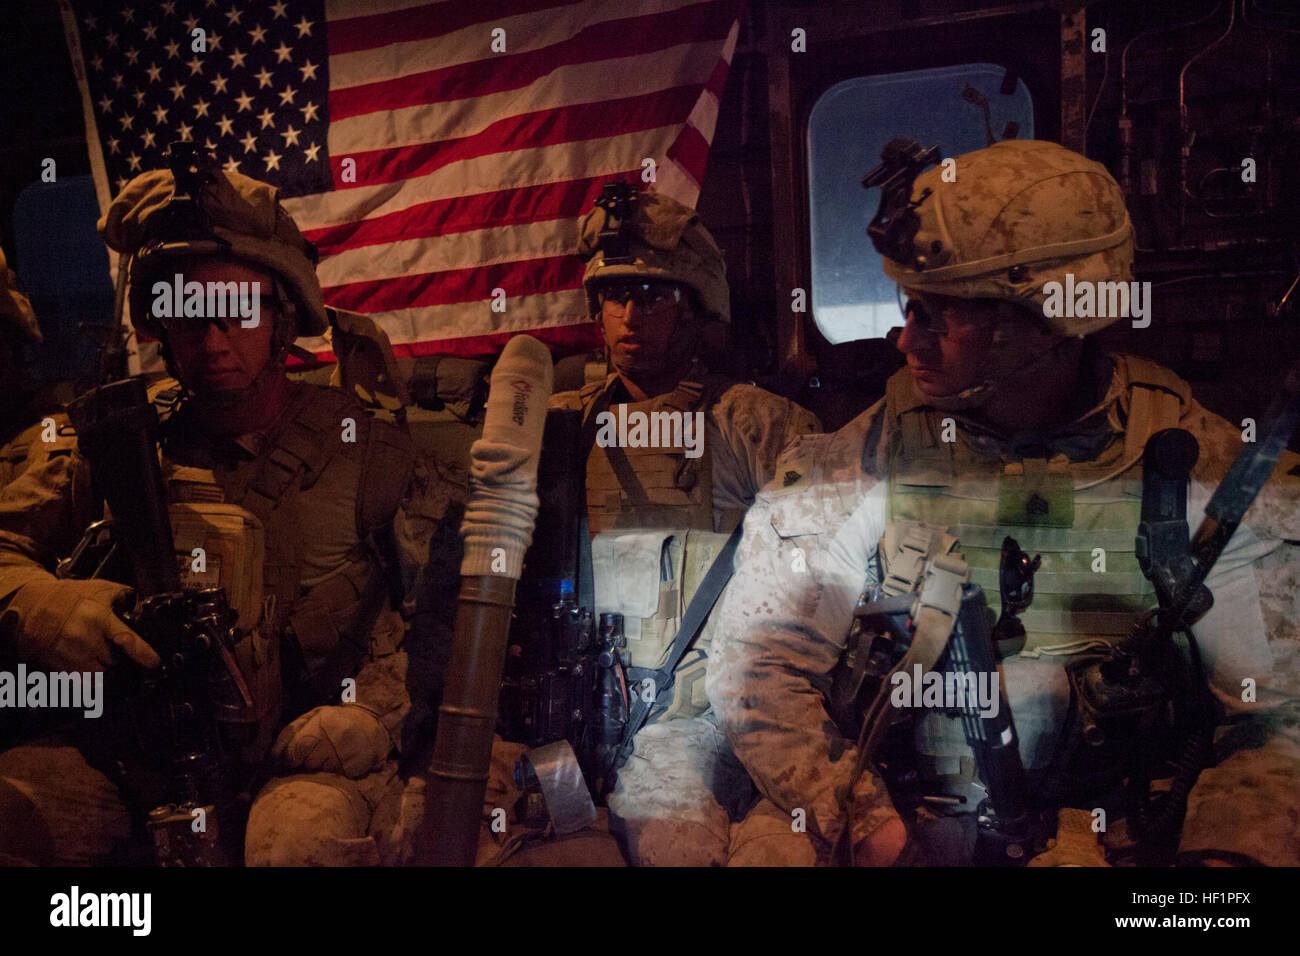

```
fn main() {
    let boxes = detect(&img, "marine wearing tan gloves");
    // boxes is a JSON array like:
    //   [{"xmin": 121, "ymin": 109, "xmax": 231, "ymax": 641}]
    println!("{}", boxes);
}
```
[{"xmin": 0, "ymin": 156, "xmax": 418, "ymax": 865}]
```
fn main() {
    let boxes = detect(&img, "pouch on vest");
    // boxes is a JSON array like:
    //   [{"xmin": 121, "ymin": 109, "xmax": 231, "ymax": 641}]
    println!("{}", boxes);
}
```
[
  {"xmin": 168, "ymin": 499, "xmax": 279, "ymax": 760},
  {"xmin": 584, "ymin": 381, "xmax": 717, "ymax": 533},
  {"xmin": 287, "ymin": 555, "xmax": 388, "ymax": 701},
  {"xmin": 591, "ymin": 527, "xmax": 731, "ymax": 720},
  {"xmin": 658, "ymin": 529, "xmax": 733, "ymax": 720}
]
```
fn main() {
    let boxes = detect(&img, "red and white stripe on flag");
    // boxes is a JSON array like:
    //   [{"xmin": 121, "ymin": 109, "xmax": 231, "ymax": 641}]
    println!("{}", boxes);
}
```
[{"xmin": 287, "ymin": 0, "xmax": 741, "ymax": 361}]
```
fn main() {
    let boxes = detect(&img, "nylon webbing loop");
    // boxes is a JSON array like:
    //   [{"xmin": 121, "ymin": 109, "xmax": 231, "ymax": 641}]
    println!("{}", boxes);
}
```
[{"xmin": 614, "ymin": 523, "xmax": 742, "ymax": 768}]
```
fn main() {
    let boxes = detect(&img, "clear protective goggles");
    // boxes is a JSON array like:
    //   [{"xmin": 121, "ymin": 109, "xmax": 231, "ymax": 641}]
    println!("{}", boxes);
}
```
[{"xmin": 595, "ymin": 279, "xmax": 684, "ymax": 313}]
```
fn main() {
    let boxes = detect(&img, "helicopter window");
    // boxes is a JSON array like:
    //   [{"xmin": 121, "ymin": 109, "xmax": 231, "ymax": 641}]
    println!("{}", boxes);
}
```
[{"xmin": 807, "ymin": 63, "xmax": 1035, "ymax": 344}]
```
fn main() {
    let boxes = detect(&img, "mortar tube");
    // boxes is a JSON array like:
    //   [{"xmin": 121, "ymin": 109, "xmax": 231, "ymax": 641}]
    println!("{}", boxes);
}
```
[
  {"xmin": 415, "ymin": 332, "xmax": 552, "ymax": 866},
  {"xmin": 419, "ymin": 574, "xmax": 518, "ymax": 866}
]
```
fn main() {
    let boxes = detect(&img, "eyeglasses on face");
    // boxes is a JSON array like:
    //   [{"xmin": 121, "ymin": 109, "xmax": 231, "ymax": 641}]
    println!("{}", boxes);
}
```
[
  {"xmin": 596, "ymin": 281, "xmax": 684, "ymax": 312},
  {"xmin": 897, "ymin": 287, "xmax": 950, "ymax": 336},
  {"xmin": 897, "ymin": 287, "xmax": 1002, "ymax": 337}
]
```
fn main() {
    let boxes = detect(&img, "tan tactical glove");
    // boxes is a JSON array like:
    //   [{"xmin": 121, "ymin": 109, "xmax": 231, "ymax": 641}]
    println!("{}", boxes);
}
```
[
  {"xmin": 4, "ymin": 577, "xmax": 160, "ymax": 672},
  {"xmin": 270, "ymin": 704, "xmax": 393, "ymax": 778}
]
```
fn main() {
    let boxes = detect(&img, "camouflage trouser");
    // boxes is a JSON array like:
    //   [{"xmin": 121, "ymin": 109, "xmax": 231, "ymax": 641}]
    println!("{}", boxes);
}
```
[
  {"xmin": 897, "ymin": 709, "xmax": 1300, "ymax": 867},
  {"xmin": 606, "ymin": 711, "xmax": 820, "ymax": 866},
  {"xmin": 245, "ymin": 651, "xmax": 416, "ymax": 866},
  {"xmin": 1177, "ymin": 707, "xmax": 1300, "ymax": 867},
  {"xmin": 0, "ymin": 731, "xmax": 414, "ymax": 867},
  {"xmin": 0, "ymin": 733, "xmax": 132, "ymax": 865},
  {"xmin": 244, "ymin": 763, "xmax": 410, "ymax": 866}
]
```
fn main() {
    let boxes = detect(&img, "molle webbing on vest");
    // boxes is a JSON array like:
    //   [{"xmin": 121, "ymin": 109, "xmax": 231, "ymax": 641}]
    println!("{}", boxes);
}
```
[
  {"xmin": 889, "ymin": 467, "xmax": 1152, "ymax": 639},
  {"xmin": 882, "ymin": 358, "xmax": 1189, "ymax": 644},
  {"xmin": 584, "ymin": 378, "xmax": 718, "ymax": 533},
  {"xmin": 238, "ymin": 386, "xmax": 358, "ymax": 519}
]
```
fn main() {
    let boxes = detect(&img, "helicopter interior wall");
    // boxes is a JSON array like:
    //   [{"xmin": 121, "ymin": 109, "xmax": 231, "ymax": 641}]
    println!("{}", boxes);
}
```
[{"xmin": 695, "ymin": 1, "xmax": 1300, "ymax": 442}]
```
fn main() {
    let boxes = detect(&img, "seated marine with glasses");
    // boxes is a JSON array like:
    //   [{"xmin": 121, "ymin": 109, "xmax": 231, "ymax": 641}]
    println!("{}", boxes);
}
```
[
  {"xmin": 706, "ymin": 139, "xmax": 1300, "ymax": 867},
  {"xmin": 482, "ymin": 185, "xmax": 821, "ymax": 866}
]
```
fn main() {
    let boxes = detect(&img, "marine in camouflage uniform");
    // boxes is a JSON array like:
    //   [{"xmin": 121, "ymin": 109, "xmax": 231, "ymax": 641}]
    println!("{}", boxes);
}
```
[
  {"xmin": 508, "ymin": 189, "xmax": 820, "ymax": 866},
  {"xmin": 0, "ymin": 158, "xmax": 422, "ymax": 866},
  {"xmin": 708, "ymin": 140, "xmax": 1300, "ymax": 866}
]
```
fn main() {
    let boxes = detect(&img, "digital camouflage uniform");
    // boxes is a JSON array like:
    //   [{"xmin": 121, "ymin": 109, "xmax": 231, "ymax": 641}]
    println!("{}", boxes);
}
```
[
  {"xmin": 550, "ymin": 372, "xmax": 821, "ymax": 866},
  {"xmin": 499, "ymin": 189, "xmax": 822, "ymax": 866},
  {"xmin": 708, "ymin": 357, "xmax": 1300, "ymax": 865},
  {"xmin": 0, "ymin": 164, "xmax": 423, "ymax": 866},
  {"xmin": 707, "ymin": 140, "xmax": 1300, "ymax": 866}
]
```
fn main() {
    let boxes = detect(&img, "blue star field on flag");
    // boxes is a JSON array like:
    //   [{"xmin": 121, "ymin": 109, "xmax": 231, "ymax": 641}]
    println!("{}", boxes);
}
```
[{"xmin": 75, "ymin": 0, "xmax": 331, "ymax": 197}]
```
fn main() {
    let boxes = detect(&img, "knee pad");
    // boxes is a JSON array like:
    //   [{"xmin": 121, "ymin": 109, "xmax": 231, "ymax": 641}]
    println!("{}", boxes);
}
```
[
  {"xmin": 0, "ymin": 742, "xmax": 131, "ymax": 865},
  {"xmin": 245, "ymin": 773, "xmax": 380, "ymax": 866},
  {"xmin": 607, "ymin": 808, "xmax": 729, "ymax": 866},
  {"xmin": 729, "ymin": 799, "xmax": 819, "ymax": 867},
  {"xmin": 0, "ymin": 776, "xmax": 53, "ymax": 866}
]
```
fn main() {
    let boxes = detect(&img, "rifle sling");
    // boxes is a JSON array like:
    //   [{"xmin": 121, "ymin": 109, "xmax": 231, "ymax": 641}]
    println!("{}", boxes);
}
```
[{"xmin": 615, "ymin": 523, "xmax": 741, "ymax": 767}]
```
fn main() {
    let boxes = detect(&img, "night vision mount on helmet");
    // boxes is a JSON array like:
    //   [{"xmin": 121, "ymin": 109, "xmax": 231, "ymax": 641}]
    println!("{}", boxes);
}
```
[
  {"xmin": 578, "ymin": 183, "xmax": 730, "ymax": 325},
  {"xmin": 862, "ymin": 137, "xmax": 943, "ymax": 271},
  {"xmin": 101, "ymin": 143, "xmax": 329, "ymax": 352}
]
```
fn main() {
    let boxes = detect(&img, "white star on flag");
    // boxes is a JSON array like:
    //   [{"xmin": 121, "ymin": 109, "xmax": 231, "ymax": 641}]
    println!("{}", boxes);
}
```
[{"xmin": 68, "ymin": 0, "xmax": 739, "ymax": 361}]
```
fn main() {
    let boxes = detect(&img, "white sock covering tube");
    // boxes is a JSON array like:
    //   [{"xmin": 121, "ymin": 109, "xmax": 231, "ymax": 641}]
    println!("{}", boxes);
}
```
[{"xmin": 458, "ymin": 334, "xmax": 554, "ymax": 579}]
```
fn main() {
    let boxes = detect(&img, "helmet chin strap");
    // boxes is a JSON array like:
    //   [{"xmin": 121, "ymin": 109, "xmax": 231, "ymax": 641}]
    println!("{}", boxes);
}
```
[
  {"xmin": 922, "ymin": 331, "xmax": 1075, "ymax": 412},
  {"xmin": 183, "ymin": 353, "xmax": 285, "ymax": 425},
  {"xmin": 164, "ymin": 330, "xmax": 291, "ymax": 431},
  {"xmin": 162, "ymin": 277, "xmax": 299, "ymax": 430},
  {"xmin": 606, "ymin": 302, "xmax": 702, "ymax": 385}
]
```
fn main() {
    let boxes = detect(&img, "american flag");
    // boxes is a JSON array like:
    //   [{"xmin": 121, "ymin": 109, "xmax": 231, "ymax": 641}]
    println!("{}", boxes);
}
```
[{"xmin": 63, "ymin": 0, "xmax": 740, "ymax": 360}]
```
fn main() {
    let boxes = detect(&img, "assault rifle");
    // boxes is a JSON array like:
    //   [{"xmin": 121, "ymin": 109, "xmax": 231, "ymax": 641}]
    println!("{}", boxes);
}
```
[
  {"xmin": 496, "ymin": 409, "xmax": 629, "ymax": 800},
  {"xmin": 64, "ymin": 377, "xmax": 250, "ymax": 866},
  {"xmin": 834, "ymin": 362, "xmax": 1300, "ymax": 865},
  {"xmin": 831, "ymin": 551, "xmax": 1034, "ymax": 864}
]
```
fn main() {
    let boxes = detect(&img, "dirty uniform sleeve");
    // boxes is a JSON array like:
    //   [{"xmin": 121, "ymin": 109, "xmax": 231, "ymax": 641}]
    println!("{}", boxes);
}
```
[
  {"xmin": 709, "ymin": 385, "xmax": 822, "ymax": 511},
  {"xmin": 1176, "ymin": 400, "xmax": 1300, "ymax": 865},
  {"xmin": 1183, "ymin": 400, "xmax": 1300, "ymax": 709},
  {"xmin": 707, "ymin": 405, "xmax": 892, "ymax": 853},
  {"xmin": 0, "ymin": 420, "xmax": 97, "ymax": 610}
]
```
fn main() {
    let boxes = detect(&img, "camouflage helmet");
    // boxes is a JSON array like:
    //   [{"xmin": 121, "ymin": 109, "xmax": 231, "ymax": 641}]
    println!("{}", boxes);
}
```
[
  {"xmin": 0, "ymin": 247, "xmax": 41, "ymax": 345},
  {"xmin": 99, "ymin": 155, "xmax": 328, "ymax": 342},
  {"xmin": 578, "ymin": 187, "xmax": 729, "ymax": 324},
  {"xmin": 880, "ymin": 139, "xmax": 1134, "ymax": 336}
]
